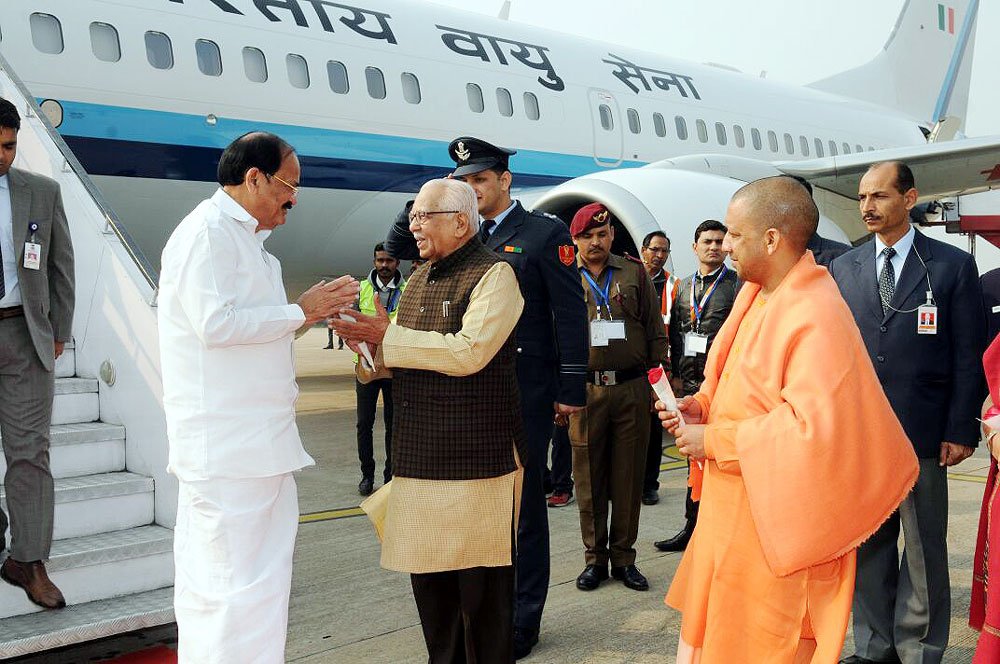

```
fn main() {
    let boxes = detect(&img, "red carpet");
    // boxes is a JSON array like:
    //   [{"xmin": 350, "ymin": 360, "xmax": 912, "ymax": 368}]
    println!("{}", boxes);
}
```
[{"xmin": 104, "ymin": 646, "xmax": 177, "ymax": 663}]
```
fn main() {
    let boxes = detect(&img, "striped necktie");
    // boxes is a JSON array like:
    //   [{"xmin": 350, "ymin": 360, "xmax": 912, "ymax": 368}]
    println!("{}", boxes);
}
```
[
  {"xmin": 878, "ymin": 246, "xmax": 896, "ymax": 314},
  {"xmin": 0, "ymin": 237, "xmax": 5, "ymax": 300},
  {"xmin": 479, "ymin": 219, "xmax": 495, "ymax": 244}
]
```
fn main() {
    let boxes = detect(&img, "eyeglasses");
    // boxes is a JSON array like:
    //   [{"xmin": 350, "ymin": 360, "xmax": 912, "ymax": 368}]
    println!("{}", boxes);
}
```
[
  {"xmin": 267, "ymin": 173, "xmax": 299, "ymax": 196},
  {"xmin": 408, "ymin": 210, "xmax": 459, "ymax": 226}
]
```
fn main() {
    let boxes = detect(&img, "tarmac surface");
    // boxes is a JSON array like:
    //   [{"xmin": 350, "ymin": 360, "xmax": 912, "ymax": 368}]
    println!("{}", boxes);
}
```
[{"xmin": 13, "ymin": 327, "xmax": 991, "ymax": 662}]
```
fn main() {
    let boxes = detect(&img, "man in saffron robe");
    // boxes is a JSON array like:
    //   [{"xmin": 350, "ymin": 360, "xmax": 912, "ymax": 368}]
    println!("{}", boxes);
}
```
[{"xmin": 658, "ymin": 176, "xmax": 919, "ymax": 664}]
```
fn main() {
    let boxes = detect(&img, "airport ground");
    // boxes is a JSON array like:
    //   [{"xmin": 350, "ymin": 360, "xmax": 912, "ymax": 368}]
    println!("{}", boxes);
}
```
[{"xmin": 11, "ymin": 328, "xmax": 989, "ymax": 663}]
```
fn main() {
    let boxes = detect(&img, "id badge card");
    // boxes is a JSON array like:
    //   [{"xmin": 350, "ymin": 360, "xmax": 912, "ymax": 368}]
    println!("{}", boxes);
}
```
[
  {"xmin": 917, "ymin": 305, "xmax": 938, "ymax": 335},
  {"xmin": 590, "ymin": 319, "xmax": 626, "ymax": 347},
  {"xmin": 23, "ymin": 242, "xmax": 41, "ymax": 270},
  {"xmin": 684, "ymin": 331, "xmax": 709, "ymax": 357}
]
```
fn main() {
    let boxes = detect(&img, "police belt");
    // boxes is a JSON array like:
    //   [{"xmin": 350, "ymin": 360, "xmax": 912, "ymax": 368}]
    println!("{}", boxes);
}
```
[
  {"xmin": 0, "ymin": 306, "xmax": 24, "ymax": 320},
  {"xmin": 587, "ymin": 366, "xmax": 644, "ymax": 387}
]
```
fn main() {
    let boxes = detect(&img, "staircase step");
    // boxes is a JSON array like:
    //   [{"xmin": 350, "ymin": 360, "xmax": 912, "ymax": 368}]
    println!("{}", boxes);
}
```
[
  {"xmin": 53, "ymin": 378, "xmax": 100, "ymax": 425},
  {"xmin": 0, "ymin": 422, "xmax": 126, "ymax": 479},
  {"xmin": 0, "ymin": 472, "xmax": 154, "ymax": 541},
  {"xmin": 54, "ymin": 342, "xmax": 75, "ymax": 378},
  {"xmin": 0, "ymin": 586, "xmax": 174, "ymax": 658},
  {"xmin": 0, "ymin": 526, "xmax": 174, "ymax": 620}
]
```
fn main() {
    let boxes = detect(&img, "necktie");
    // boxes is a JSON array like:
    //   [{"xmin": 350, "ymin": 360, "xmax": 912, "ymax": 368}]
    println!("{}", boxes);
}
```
[
  {"xmin": 479, "ymin": 219, "xmax": 495, "ymax": 244},
  {"xmin": 0, "ymin": 236, "xmax": 5, "ymax": 300},
  {"xmin": 878, "ymin": 246, "xmax": 896, "ymax": 314}
]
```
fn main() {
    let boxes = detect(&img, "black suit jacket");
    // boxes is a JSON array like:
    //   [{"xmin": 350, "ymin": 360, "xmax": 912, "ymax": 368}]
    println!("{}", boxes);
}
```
[
  {"xmin": 806, "ymin": 232, "xmax": 850, "ymax": 268},
  {"xmin": 386, "ymin": 201, "xmax": 589, "ymax": 406},
  {"xmin": 830, "ymin": 230, "xmax": 986, "ymax": 458}
]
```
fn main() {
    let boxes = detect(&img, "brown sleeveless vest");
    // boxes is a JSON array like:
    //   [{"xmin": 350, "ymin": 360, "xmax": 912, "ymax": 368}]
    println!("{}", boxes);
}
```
[{"xmin": 391, "ymin": 239, "xmax": 525, "ymax": 480}]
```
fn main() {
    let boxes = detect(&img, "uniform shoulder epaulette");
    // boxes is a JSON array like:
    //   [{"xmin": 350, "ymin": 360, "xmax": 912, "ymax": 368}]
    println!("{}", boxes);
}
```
[{"xmin": 623, "ymin": 252, "xmax": 644, "ymax": 265}]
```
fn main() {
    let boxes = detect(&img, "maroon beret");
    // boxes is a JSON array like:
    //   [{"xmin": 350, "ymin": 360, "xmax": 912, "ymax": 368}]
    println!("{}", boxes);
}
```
[{"xmin": 570, "ymin": 202, "xmax": 612, "ymax": 237}]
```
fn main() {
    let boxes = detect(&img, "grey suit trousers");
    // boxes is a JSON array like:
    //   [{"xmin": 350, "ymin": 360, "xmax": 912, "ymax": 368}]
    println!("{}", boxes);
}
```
[
  {"xmin": 852, "ymin": 457, "xmax": 949, "ymax": 664},
  {"xmin": 0, "ymin": 314, "xmax": 55, "ymax": 561}
]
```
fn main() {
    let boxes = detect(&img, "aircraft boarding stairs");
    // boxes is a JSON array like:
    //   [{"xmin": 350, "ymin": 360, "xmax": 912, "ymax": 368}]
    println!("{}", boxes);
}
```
[{"xmin": 0, "ymin": 54, "xmax": 175, "ymax": 657}]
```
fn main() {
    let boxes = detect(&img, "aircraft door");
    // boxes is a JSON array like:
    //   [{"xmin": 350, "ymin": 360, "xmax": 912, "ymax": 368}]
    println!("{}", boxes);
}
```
[{"xmin": 588, "ymin": 89, "xmax": 623, "ymax": 167}]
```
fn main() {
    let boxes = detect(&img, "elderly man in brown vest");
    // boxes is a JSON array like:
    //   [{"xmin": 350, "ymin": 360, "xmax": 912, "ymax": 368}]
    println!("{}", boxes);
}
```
[{"xmin": 331, "ymin": 178, "xmax": 526, "ymax": 664}]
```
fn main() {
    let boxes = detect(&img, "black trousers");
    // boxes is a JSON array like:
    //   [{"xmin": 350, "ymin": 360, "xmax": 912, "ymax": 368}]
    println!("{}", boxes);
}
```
[
  {"xmin": 514, "ymin": 360, "xmax": 555, "ymax": 631},
  {"xmin": 355, "ymin": 378, "xmax": 392, "ymax": 483},
  {"xmin": 410, "ymin": 566, "xmax": 515, "ymax": 664},
  {"xmin": 549, "ymin": 425, "xmax": 573, "ymax": 494},
  {"xmin": 643, "ymin": 412, "xmax": 663, "ymax": 493}
]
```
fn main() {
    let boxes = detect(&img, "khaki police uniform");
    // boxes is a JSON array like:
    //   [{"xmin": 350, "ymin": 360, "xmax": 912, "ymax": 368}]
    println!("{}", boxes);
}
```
[{"xmin": 569, "ymin": 253, "xmax": 668, "ymax": 568}]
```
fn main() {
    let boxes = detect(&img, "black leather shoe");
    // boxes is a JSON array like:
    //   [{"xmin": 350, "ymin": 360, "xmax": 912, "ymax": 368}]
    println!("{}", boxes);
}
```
[
  {"xmin": 575, "ymin": 564, "xmax": 608, "ymax": 591},
  {"xmin": 611, "ymin": 564, "xmax": 649, "ymax": 591},
  {"xmin": 654, "ymin": 521, "xmax": 694, "ymax": 552},
  {"xmin": 513, "ymin": 626, "xmax": 539, "ymax": 659},
  {"xmin": 358, "ymin": 478, "xmax": 374, "ymax": 496},
  {"xmin": 642, "ymin": 488, "xmax": 659, "ymax": 505}
]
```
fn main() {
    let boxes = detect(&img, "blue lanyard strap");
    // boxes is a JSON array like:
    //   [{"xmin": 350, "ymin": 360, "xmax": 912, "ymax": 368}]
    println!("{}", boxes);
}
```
[
  {"xmin": 690, "ymin": 265, "xmax": 728, "ymax": 329},
  {"xmin": 581, "ymin": 269, "xmax": 614, "ymax": 317}
]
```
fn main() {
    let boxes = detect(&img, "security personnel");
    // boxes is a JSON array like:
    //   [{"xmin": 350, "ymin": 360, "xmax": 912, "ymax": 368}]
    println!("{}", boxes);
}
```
[
  {"xmin": 354, "ymin": 241, "xmax": 406, "ymax": 497},
  {"xmin": 568, "ymin": 203, "xmax": 668, "ymax": 594},
  {"xmin": 384, "ymin": 137, "xmax": 589, "ymax": 660}
]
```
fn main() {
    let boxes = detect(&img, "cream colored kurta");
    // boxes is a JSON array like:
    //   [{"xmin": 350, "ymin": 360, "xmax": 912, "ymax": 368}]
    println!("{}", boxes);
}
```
[{"xmin": 361, "ymin": 260, "xmax": 525, "ymax": 574}]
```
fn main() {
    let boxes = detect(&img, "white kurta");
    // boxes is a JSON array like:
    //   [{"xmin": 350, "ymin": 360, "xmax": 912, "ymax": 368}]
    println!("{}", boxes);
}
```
[{"xmin": 158, "ymin": 188, "xmax": 314, "ymax": 663}]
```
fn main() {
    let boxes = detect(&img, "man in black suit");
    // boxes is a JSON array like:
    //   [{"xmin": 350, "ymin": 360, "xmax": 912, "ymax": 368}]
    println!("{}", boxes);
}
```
[
  {"xmin": 385, "ymin": 137, "xmax": 589, "ymax": 660},
  {"xmin": 831, "ymin": 161, "xmax": 986, "ymax": 664}
]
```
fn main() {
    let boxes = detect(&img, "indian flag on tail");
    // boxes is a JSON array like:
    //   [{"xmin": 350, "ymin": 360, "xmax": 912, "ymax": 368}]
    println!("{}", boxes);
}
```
[{"xmin": 938, "ymin": 3, "xmax": 956, "ymax": 34}]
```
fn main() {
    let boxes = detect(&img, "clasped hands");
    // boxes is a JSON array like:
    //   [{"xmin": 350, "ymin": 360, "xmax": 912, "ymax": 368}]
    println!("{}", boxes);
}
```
[
  {"xmin": 656, "ymin": 395, "xmax": 707, "ymax": 461},
  {"xmin": 297, "ymin": 275, "xmax": 360, "ymax": 326}
]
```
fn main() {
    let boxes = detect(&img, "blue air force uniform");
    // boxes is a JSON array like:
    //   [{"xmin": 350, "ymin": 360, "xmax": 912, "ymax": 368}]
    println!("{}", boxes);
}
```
[{"xmin": 384, "ymin": 137, "xmax": 589, "ymax": 645}]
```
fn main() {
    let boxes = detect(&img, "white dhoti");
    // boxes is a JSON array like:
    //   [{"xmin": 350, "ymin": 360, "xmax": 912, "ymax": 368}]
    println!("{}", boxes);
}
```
[{"xmin": 174, "ymin": 473, "xmax": 299, "ymax": 664}]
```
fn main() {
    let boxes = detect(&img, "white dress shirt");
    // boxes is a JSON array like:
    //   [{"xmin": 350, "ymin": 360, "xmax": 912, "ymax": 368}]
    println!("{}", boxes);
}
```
[
  {"xmin": 158, "ymin": 189, "xmax": 314, "ymax": 481},
  {"xmin": 0, "ymin": 175, "xmax": 21, "ymax": 307},
  {"xmin": 874, "ymin": 225, "xmax": 915, "ymax": 287}
]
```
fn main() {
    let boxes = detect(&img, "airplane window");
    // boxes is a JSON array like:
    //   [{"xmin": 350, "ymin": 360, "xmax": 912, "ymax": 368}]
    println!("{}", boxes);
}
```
[
  {"xmin": 627, "ymin": 109, "xmax": 641, "ymax": 134},
  {"xmin": 402, "ymin": 73, "xmax": 421, "ymax": 104},
  {"xmin": 696, "ymin": 119, "xmax": 708, "ymax": 143},
  {"xmin": 196, "ymin": 39, "xmax": 222, "ymax": 77},
  {"xmin": 783, "ymin": 133, "xmax": 794, "ymax": 154},
  {"xmin": 814, "ymin": 138, "xmax": 824, "ymax": 157},
  {"xmin": 653, "ymin": 113, "xmax": 666, "ymax": 138},
  {"xmin": 30, "ymin": 13, "xmax": 63, "ymax": 55},
  {"xmin": 599, "ymin": 104, "xmax": 613, "ymax": 131},
  {"xmin": 287, "ymin": 54, "xmax": 309, "ymax": 89},
  {"xmin": 733, "ymin": 125, "xmax": 745, "ymax": 148},
  {"xmin": 524, "ymin": 92, "xmax": 540, "ymax": 121},
  {"xmin": 327, "ymin": 61, "xmax": 349, "ymax": 94},
  {"xmin": 90, "ymin": 22, "xmax": 121, "ymax": 63},
  {"xmin": 799, "ymin": 136, "xmax": 810, "ymax": 156},
  {"xmin": 496, "ymin": 88, "xmax": 513, "ymax": 117},
  {"xmin": 856, "ymin": 144, "xmax": 864, "ymax": 153},
  {"xmin": 467, "ymin": 83, "xmax": 484, "ymax": 113},
  {"xmin": 145, "ymin": 32, "xmax": 174, "ymax": 70},
  {"xmin": 842, "ymin": 142, "xmax": 851, "ymax": 154},
  {"xmin": 767, "ymin": 130, "xmax": 778, "ymax": 152},
  {"xmin": 715, "ymin": 122, "xmax": 727, "ymax": 146},
  {"xmin": 675, "ymin": 116, "xmax": 688, "ymax": 140},
  {"xmin": 868, "ymin": 146, "xmax": 875, "ymax": 152},
  {"xmin": 828, "ymin": 140, "xmax": 838, "ymax": 156},
  {"xmin": 243, "ymin": 47, "xmax": 267, "ymax": 83},
  {"xmin": 366, "ymin": 66, "xmax": 386, "ymax": 100},
  {"xmin": 751, "ymin": 128, "xmax": 762, "ymax": 150}
]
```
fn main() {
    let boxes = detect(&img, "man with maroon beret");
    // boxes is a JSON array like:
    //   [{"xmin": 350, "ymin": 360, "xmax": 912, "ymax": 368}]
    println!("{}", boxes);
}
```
[{"xmin": 567, "ymin": 203, "xmax": 669, "ymax": 593}]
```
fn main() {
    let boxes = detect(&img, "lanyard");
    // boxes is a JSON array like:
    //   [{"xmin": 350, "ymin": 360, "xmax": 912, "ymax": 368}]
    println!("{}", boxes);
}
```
[
  {"xmin": 690, "ymin": 265, "xmax": 728, "ymax": 331},
  {"xmin": 582, "ymin": 269, "xmax": 614, "ymax": 319},
  {"xmin": 385, "ymin": 287, "xmax": 400, "ymax": 314}
]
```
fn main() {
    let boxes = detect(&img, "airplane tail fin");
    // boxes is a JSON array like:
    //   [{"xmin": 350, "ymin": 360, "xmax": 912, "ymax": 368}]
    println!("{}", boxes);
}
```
[{"xmin": 808, "ymin": 0, "xmax": 979, "ymax": 132}]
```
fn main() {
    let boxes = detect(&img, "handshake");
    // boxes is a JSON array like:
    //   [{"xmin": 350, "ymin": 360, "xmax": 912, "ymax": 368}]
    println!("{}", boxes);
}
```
[{"xmin": 297, "ymin": 275, "xmax": 361, "ymax": 325}]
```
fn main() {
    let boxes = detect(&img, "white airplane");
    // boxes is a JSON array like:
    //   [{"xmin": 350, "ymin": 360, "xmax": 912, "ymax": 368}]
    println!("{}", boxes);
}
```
[{"xmin": 2, "ymin": 0, "xmax": 1000, "ymax": 292}]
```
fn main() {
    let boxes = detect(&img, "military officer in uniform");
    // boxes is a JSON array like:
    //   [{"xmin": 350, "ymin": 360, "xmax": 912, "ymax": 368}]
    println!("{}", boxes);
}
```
[
  {"xmin": 384, "ymin": 137, "xmax": 589, "ymax": 660},
  {"xmin": 568, "ymin": 203, "xmax": 668, "ymax": 593}
]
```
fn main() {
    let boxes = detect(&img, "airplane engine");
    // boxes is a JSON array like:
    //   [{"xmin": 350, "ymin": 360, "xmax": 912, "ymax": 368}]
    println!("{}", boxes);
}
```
[{"xmin": 527, "ymin": 158, "xmax": 850, "ymax": 278}]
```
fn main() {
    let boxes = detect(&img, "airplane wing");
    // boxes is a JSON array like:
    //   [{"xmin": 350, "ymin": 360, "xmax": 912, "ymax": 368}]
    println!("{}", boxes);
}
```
[{"xmin": 778, "ymin": 135, "xmax": 1000, "ymax": 201}]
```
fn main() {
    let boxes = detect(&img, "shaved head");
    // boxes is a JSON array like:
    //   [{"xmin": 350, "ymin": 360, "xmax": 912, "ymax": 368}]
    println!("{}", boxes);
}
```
[{"xmin": 730, "ymin": 176, "xmax": 819, "ymax": 251}]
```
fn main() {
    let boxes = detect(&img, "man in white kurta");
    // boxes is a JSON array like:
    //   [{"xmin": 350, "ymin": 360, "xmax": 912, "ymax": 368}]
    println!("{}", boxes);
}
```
[{"xmin": 158, "ymin": 132, "xmax": 358, "ymax": 663}]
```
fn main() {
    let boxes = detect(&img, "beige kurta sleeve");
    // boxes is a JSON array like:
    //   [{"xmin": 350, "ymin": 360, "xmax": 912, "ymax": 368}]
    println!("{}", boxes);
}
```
[{"xmin": 381, "ymin": 261, "xmax": 524, "ymax": 377}]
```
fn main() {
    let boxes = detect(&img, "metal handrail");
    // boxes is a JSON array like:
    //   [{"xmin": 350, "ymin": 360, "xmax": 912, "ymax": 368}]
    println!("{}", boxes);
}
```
[{"xmin": 0, "ymin": 48, "xmax": 159, "ymax": 294}]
